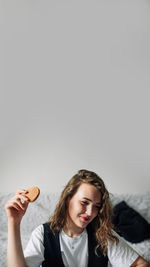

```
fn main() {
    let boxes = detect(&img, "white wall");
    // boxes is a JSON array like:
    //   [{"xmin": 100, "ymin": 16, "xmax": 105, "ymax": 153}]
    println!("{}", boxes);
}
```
[{"xmin": 1, "ymin": 0, "xmax": 150, "ymax": 194}]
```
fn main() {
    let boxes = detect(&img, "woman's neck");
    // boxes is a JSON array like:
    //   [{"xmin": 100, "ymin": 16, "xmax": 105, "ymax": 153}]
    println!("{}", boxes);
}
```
[{"xmin": 63, "ymin": 223, "xmax": 84, "ymax": 237}]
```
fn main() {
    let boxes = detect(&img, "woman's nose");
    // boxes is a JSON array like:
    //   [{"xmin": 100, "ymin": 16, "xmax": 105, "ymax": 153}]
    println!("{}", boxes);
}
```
[{"xmin": 85, "ymin": 205, "xmax": 93, "ymax": 216}]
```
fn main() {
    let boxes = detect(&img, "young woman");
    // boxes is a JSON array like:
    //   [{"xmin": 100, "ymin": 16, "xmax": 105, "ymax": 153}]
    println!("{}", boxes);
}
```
[{"xmin": 5, "ymin": 169, "xmax": 150, "ymax": 267}]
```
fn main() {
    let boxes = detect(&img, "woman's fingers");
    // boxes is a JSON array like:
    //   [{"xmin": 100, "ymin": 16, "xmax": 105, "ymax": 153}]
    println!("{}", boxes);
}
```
[
  {"xmin": 6, "ymin": 193, "xmax": 29, "ymax": 211},
  {"xmin": 5, "ymin": 189, "xmax": 30, "ymax": 223},
  {"xmin": 16, "ymin": 194, "xmax": 29, "ymax": 202},
  {"xmin": 12, "ymin": 199, "xmax": 27, "ymax": 211},
  {"xmin": 16, "ymin": 189, "xmax": 28, "ymax": 195},
  {"xmin": 6, "ymin": 201, "xmax": 23, "ymax": 211},
  {"xmin": 15, "ymin": 189, "xmax": 29, "ymax": 204}
]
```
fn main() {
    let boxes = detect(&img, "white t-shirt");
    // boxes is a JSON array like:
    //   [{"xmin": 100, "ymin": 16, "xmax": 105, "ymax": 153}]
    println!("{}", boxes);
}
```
[
  {"xmin": 60, "ymin": 228, "xmax": 88, "ymax": 267},
  {"xmin": 24, "ymin": 224, "xmax": 139, "ymax": 267}
]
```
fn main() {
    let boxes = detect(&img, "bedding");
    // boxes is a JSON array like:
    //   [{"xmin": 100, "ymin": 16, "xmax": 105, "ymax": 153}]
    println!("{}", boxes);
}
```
[{"xmin": 0, "ymin": 191, "xmax": 150, "ymax": 266}]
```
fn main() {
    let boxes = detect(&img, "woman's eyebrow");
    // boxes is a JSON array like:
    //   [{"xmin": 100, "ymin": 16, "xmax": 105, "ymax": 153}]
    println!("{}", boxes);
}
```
[{"xmin": 82, "ymin": 197, "xmax": 101, "ymax": 205}]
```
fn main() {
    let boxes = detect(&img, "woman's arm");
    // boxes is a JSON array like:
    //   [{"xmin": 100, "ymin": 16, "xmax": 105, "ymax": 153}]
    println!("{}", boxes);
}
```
[
  {"xmin": 7, "ymin": 220, "xmax": 28, "ymax": 267},
  {"xmin": 130, "ymin": 256, "xmax": 150, "ymax": 267},
  {"xmin": 5, "ymin": 190, "xmax": 29, "ymax": 267}
]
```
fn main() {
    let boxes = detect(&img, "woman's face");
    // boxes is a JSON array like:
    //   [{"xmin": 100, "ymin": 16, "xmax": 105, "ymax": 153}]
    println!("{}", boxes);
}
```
[{"xmin": 66, "ymin": 183, "xmax": 101, "ymax": 236}]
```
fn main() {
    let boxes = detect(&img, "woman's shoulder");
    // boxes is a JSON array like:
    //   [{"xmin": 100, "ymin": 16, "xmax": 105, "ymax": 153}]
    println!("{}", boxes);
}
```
[
  {"xmin": 30, "ymin": 224, "xmax": 44, "ymax": 239},
  {"xmin": 24, "ymin": 224, "xmax": 45, "ymax": 263},
  {"xmin": 31, "ymin": 223, "xmax": 58, "ymax": 241}
]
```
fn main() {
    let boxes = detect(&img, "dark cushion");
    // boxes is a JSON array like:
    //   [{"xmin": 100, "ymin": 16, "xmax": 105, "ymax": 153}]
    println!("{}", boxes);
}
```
[{"xmin": 112, "ymin": 201, "xmax": 150, "ymax": 243}]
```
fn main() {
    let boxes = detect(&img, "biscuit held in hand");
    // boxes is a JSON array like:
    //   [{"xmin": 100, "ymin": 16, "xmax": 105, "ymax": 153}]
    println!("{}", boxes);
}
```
[{"xmin": 25, "ymin": 187, "xmax": 40, "ymax": 202}]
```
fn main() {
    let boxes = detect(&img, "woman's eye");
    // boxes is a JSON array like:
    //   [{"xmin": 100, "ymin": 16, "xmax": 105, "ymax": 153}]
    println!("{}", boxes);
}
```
[
  {"xmin": 81, "ymin": 201, "xmax": 88, "ymax": 205},
  {"xmin": 94, "ymin": 205, "xmax": 100, "ymax": 210}
]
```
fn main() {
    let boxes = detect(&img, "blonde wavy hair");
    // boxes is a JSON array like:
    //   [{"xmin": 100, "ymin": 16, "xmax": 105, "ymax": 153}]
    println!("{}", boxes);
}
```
[{"xmin": 48, "ymin": 169, "xmax": 118, "ymax": 255}]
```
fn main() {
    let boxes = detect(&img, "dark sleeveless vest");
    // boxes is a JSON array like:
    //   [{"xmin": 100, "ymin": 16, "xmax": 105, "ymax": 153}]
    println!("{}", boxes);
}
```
[{"xmin": 42, "ymin": 223, "xmax": 108, "ymax": 267}]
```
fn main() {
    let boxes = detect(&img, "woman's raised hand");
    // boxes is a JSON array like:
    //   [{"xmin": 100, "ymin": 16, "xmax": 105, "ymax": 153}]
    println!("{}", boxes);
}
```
[{"xmin": 5, "ymin": 189, "xmax": 29, "ymax": 224}]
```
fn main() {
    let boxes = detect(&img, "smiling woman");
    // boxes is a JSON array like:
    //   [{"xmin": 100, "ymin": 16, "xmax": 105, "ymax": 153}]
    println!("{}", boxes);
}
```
[
  {"xmin": 64, "ymin": 183, "xmax": 101, "ymax": 237},
  {"xmin": 48, "ymin": 169, "xmax": 118, "ymax": 257},
  {"xmin": 5, "ymin": 169, "xmax": 150, "ymax": 267}
]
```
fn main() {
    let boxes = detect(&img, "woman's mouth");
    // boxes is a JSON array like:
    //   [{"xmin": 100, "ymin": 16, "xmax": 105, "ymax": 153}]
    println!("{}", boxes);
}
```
[{"xmin": 80, "ymin": 216, "xmax": 90, "ymax": 222}]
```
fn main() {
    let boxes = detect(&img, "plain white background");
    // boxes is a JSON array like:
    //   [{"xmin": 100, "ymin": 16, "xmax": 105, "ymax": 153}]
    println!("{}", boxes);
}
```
[{"xmin": 1, "ymin": 0, "xmax": 150, "ymax": 194}]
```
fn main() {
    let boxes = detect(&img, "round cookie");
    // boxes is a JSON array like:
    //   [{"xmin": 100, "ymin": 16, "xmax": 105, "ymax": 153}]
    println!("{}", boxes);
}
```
[{"xmin": 25, "ymin": 187, "xmax": 40, "ymax": 202}]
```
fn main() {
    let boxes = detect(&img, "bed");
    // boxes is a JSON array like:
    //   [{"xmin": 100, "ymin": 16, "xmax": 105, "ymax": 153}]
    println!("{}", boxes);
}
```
[{"xmin": 0, "ymin": 191, "xmax": 150, "ymax": 266}]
